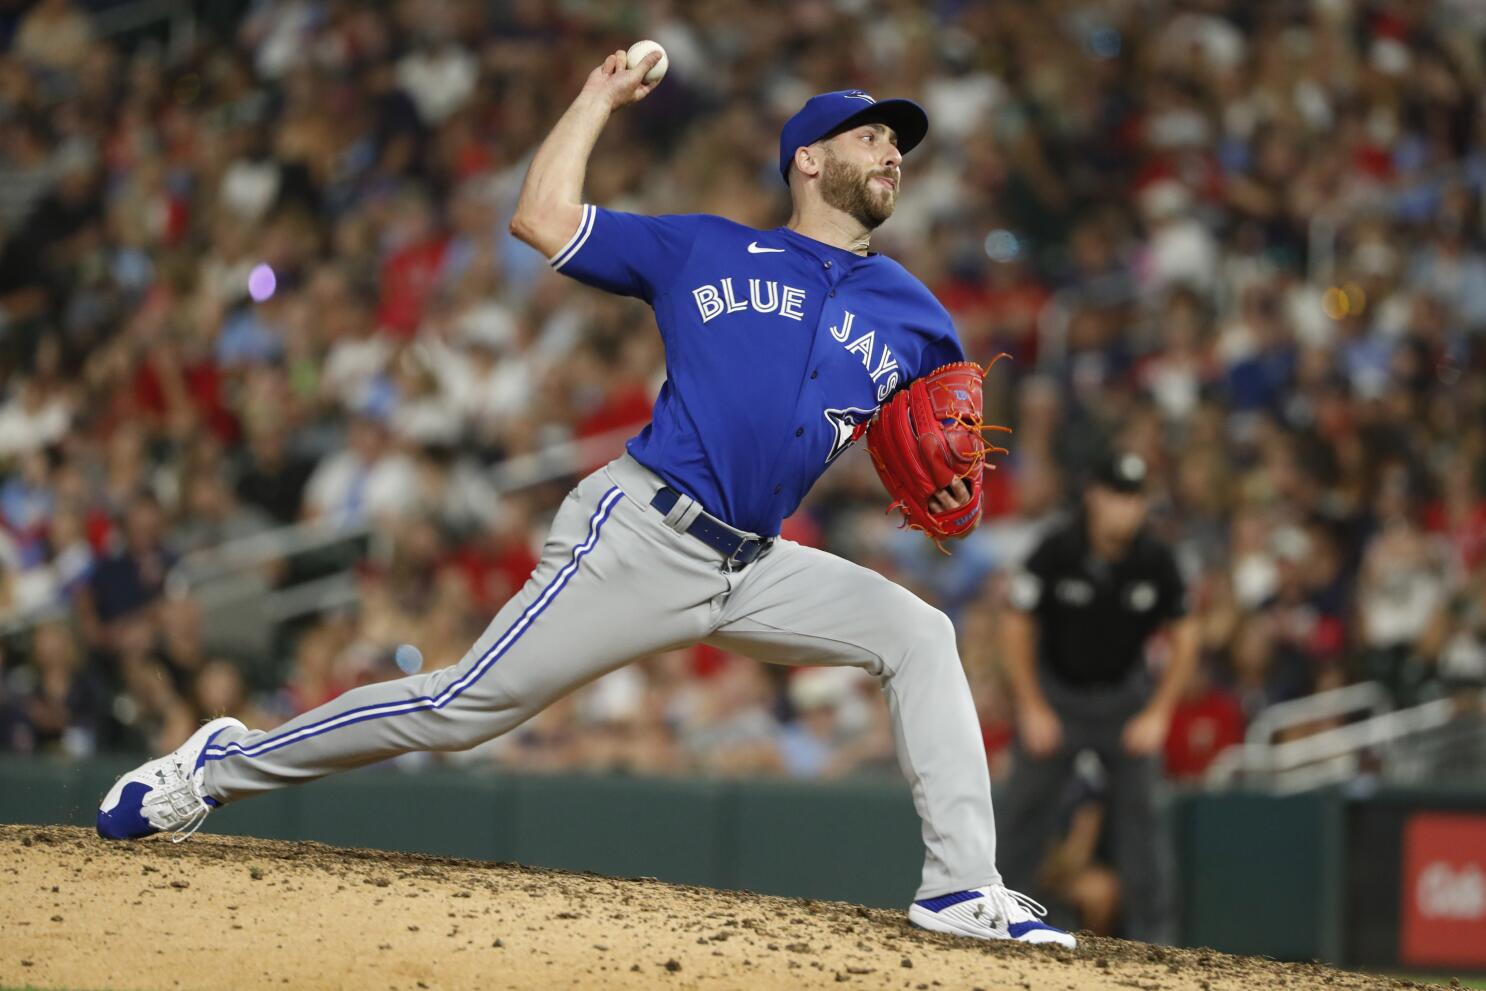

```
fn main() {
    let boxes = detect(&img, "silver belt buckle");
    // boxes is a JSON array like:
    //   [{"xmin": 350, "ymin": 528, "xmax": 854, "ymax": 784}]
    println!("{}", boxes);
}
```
[
  {"xmin": 722, "ymin": 540, "xmax": 747, "ymax": 574},
  {"xmin": 722, "ymin": 535, "xmax": 771, "ymax": 573}
]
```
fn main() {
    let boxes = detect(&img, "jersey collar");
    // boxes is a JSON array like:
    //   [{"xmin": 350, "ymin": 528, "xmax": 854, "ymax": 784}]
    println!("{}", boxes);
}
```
[{"xmin": 772, "ymin": 225, "xmax": 881, "ymax": 262}]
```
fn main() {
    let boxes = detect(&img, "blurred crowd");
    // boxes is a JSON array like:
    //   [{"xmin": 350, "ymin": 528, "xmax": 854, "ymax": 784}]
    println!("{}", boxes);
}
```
[{"xmin": 2, "ymin": 0, "xmax": 1485, "ymax": 812}]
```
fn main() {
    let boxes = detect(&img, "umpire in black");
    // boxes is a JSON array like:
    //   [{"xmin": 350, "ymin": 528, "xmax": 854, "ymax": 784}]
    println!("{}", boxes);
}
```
[{"xmin": 998, "ymin": 451, "xmax": 1198, "ymax": 943}]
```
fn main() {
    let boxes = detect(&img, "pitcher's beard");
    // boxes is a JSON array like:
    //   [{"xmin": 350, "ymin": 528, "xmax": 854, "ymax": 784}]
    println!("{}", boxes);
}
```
[{"xmin": 819, "ymin": 153, "xmax": 895, "ymax": 229}]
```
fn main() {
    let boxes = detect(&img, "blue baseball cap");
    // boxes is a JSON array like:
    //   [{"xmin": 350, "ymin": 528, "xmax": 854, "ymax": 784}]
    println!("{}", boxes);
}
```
[{"xmin": 778, "ymin": 89, "xmax": 929, "ymax": 185}]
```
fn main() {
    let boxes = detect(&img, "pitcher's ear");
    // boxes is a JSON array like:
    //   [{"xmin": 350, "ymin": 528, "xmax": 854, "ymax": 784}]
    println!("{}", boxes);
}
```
[{"xmin": 794, "ymin": 145, "xmax": 821, "ymax": 180}]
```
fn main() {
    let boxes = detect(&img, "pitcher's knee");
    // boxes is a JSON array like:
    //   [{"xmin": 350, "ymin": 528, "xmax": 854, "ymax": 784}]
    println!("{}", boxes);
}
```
[
  {"xmin": 416, "ymin": 714, "xmax": 511, "ymax": 753},
  {"xmin": 886, "ymin": 602, "xmax": 959, "ymax": 666},
  {"xmin": 396, "ymin": 694, "xmax": 524, "ymax": 754},
  {"xmin": 919, "ymin": 603, "xmax": 958, "ymax": 648}
]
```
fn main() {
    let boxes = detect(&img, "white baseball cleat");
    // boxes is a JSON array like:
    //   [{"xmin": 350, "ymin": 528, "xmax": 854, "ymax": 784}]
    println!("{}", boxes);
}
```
[
  {"xmin": 908, "ymin": 885, "xmax": 1077, "ymax": 949},
  {"xmin": 96, "ymin": 717, "xmax": 243, "ymax": 842}
]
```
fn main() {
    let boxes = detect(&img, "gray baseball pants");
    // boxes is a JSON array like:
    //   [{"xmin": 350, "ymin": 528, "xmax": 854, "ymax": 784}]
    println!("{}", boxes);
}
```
[{"xmin": 201, "ymin": 453, "xmax": 1001, "ymax": 900}]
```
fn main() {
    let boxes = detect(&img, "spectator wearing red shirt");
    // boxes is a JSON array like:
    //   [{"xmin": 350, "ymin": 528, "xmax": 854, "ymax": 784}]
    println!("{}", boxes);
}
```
[
  {"xmin": 1164, "ymin": 661, "xmax": 1245, "ymax": 780},
  {"xmin": 377, "ymin": 190, "xmax": 448, "ymax": 338},
  {"xmin": 1423, "ymin": 457, "xmax": 1486, "ymax": 576}
]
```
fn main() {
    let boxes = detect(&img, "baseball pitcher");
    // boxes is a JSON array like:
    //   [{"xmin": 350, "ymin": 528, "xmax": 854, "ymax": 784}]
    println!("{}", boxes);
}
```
[{"xmin": 97, "ymin": 48, "xmax": 1074, "ymax": 949}]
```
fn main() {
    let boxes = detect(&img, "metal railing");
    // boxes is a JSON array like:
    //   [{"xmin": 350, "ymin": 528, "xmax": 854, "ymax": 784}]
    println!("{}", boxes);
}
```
[
  {"xmin": 166, "ymin": 516, "xmax": 377, "ymax": 592},
  {"xmin": 1383, "ymin": 711, "xmax": 1486, "ymax": 782},
  {"xmin": 1244, "ymin": 681, "xmax": 1394, "ymax": 747},
  {"xmin": 167, "ymin": 422, "xmax": 639, "ymax": 627},
  {"xmin": 0, "ymin": 423, "xmax": 639, "ymax": 645},
  {"xmin": 1205, "ymin": 684, "xmax": 1457, "ymax": 793}
]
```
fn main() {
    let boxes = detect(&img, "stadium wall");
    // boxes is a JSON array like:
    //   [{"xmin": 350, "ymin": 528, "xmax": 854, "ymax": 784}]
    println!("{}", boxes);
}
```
[{"xmin": 4, "ymin": 758, "xmax": 1485, "ymax": 970}]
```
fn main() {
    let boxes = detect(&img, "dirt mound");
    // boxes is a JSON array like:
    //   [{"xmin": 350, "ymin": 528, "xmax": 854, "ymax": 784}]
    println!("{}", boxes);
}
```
[{"xmin": 0, "ymin": 824, "xmax": 1428, "ymax": 991}]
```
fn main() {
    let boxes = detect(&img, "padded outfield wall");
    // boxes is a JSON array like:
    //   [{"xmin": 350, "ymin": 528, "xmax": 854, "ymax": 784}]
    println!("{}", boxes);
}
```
[{"xmin": 3, "ymin": 756, "xmax": 1484, "ymax": 971}]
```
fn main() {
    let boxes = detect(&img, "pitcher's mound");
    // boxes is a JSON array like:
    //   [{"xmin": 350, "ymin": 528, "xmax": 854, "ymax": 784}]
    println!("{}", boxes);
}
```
[{"xmin": 0, "ymin": 824, "xmax": 1427, "ymax": 990}]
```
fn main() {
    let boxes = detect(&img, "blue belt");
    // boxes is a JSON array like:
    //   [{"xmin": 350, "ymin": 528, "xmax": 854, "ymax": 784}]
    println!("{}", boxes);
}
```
[{"xmin": 649, "ymin": 486, "xmax": 773, "ymax": 571}]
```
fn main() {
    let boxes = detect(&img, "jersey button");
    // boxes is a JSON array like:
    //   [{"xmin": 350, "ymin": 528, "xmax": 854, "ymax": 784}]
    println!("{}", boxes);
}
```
[
  {"xmin": 823, "ymin": 260, "xmax": 833, "ymax": 269},
  {"xmin": 795, "ymin": 427, "xmax": 804, "ymax": 437},
  {"xmin": 828, "ymin": 290, "xmax": 836, "ymax": 297},
  {"xmin": 810, "ymin": 370, "xmax": 819, "ymax": 379},
  {"xmin": 773, "ymin": 484, "xmax": 782, "ymax": 494}
]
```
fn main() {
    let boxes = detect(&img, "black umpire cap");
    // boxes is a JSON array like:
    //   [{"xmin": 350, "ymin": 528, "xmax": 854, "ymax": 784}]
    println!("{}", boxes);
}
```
[{"xmin": 1092, "ymin": 451, "xmax": 1149, "ymax": 494}]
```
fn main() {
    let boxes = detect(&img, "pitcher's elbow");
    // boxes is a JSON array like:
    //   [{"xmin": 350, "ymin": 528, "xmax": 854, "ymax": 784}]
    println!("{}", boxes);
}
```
[
  {"xmin": 509, "ymin": 201, "xmax": 585, "ymax": 260},
  {"xmin": 508, "ymin": 210, "xmax": 534, "ymax": 244}
]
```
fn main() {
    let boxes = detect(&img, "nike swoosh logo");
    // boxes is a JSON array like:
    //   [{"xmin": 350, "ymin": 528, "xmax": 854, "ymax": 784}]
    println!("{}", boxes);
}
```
[{"xmin": 747, "ymin": 242, "xmax": 785, "ymax": 254}]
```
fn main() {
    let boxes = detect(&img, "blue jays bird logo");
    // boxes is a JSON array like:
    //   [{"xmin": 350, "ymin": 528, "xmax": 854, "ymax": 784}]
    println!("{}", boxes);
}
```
[{"xmin": 823, "ymin": 406, "xmax": 877, "ymax": 464}]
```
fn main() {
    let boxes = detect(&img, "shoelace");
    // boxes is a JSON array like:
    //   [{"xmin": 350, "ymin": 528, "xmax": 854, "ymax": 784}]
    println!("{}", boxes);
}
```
[
  {"xmin": 170, "ymin": 804, "xmax": 211, "ymax": 844},
  {"xmin": 988, "ymin": 886, "xmax": 1050, "ymax": 925},
  {"xmin": 145, "ymin": 757, "xmax": 213, "ymax": 844}
]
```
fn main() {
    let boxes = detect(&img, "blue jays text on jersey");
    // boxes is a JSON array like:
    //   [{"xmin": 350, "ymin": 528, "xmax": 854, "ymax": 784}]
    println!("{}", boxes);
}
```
[{"xmin": 549, "ymin": 204, "xmax": 966, "ymax": 536}]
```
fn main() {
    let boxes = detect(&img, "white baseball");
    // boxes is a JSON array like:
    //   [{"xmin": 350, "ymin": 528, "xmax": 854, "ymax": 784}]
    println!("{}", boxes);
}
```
[{"xmin": 626, "ymin": 39, "xmax": 669, "ymax": 85}]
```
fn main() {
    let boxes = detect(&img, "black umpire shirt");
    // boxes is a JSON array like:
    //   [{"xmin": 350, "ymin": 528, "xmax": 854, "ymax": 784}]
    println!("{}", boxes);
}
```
[{"xmin": 1009, "ymin": 512, "xmax": 1188, "ymax": 688}]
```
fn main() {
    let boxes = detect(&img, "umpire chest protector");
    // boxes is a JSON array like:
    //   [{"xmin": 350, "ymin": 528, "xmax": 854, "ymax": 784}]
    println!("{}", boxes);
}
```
[{"xmin": 1009, "ymin": 513, "xmax": 1188, "ymax": 688}]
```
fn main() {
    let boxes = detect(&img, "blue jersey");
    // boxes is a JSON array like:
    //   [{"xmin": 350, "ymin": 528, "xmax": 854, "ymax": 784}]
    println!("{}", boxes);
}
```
[{"xmin": 549, "ymin": 205, "xmax": 966, "ymax": 536}]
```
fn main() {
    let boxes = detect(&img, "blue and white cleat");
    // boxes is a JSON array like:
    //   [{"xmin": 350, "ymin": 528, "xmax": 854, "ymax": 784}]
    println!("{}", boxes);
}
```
[
  {"xmin": 97, "ymin": 717, "xmax": 243, "ymax": 842},
  {"xmin": 908, "ymin": 886, "xmax": 1076, "ymax": 949}
]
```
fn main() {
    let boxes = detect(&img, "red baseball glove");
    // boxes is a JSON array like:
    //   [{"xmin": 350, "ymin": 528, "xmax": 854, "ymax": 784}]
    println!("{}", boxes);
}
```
[{"xmin": 864, "ymin": 358, "xmax": 1011, "ymax": 548}]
